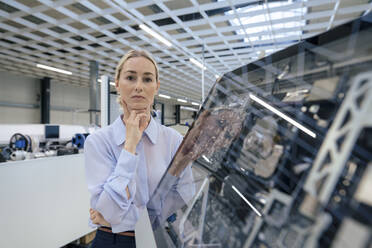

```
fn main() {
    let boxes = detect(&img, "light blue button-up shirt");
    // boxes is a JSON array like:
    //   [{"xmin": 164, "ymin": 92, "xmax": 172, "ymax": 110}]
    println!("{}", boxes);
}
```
[{"xmin": 84, "ymin": 115, "xmax": 194, "ymax": 233}]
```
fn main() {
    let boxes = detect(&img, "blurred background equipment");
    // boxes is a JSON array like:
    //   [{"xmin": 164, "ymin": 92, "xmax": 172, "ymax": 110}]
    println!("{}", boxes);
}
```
[{"xmin": 0, "ymin": 124, "xmax": 95, "ymax": 163}]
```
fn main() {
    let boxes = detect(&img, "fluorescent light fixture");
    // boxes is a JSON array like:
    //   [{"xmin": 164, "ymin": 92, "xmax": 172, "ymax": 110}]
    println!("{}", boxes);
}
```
[
  {"xmin": 202, "ymin": 155, "xmax": 211, "ymax": 163},
  {"xmin": 180, "ymin": 106, "xmax": 198, "ymax": 112},
  {"xmin": 190, "ymin": 58, "xmax": 206, "ymax": 70},
  {"xmin": 215, "ymin": 74, "xmax": 220, "ymax": 79},
  {"xmin": 177, "ymin": 98, "xmax": 187, "ymax": 103},
  {"xmin": 191, "ymin": 102, "xmax": 200, "ymax": 106},
  {"xmin": 139, "ymin": 24, "xmax": 172, "ymax": 47},
  {"xmin": 232, "ymin": 185, "xmax": 262, "ymax": 217},
  {"xmin": 225, "ymin": 1, "xmax": 307, "ymax": 56},
  {"xmin": 36, "ymin": 64, "xmax": 72, "ymax": 75},
  {"xmin": 249, "ymin": 93, "xmax": 317, "ymax": 138},
  {"xmin": 159, "ymin": 94, "xmax": 171, "ymax": 99}
]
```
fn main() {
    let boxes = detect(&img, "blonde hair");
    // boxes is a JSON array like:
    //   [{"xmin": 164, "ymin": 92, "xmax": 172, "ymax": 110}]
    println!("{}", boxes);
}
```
[{"xmin": 115, "ymin": 49, "xmax": 159, "ymax": 109}]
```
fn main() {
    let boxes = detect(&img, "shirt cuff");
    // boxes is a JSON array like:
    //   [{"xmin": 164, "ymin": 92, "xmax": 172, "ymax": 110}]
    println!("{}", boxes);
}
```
[
  {"xmin": 110, "ymin": 203, "xmax": 139, "ymax": 233},
  {"xmin": 113, "ymin": 148, "xmax": 139, "ymax": 178}
]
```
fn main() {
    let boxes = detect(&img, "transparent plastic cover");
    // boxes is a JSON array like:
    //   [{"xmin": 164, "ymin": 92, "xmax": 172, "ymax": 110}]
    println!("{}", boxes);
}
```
[{"xmin": 148, "ymin": 14, "xmax": 372, "ymax": 248}]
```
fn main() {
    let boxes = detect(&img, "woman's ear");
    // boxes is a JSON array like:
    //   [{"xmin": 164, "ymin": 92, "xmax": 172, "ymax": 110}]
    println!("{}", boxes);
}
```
[{"xmin": 115, "ymin": 79, "xmax": 119, "ymax": 90}]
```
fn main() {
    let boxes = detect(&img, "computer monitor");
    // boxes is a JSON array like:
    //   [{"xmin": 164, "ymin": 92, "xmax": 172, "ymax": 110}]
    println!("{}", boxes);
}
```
[{"xmin": 45, "ymin": 125, "xmax": 60, "ymax": 139}]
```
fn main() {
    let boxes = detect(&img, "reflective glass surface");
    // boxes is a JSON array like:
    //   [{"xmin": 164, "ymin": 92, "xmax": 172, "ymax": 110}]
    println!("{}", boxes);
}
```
[{"xmin": 148, "ymin": 14, "xmax": 372, "ymax": 248}]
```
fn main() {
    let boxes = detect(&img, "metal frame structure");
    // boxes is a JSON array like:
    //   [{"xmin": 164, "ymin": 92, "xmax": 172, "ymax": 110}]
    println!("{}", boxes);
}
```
[{"xmin": 304, "ymin": 71, "xmax": 372, "ymax": 204}]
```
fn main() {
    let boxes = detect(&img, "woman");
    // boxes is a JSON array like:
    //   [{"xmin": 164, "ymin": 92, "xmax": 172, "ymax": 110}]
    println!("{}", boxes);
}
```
[{"xmin": 84, "ymin": 50, "xmax": 194, "ymax": 247}]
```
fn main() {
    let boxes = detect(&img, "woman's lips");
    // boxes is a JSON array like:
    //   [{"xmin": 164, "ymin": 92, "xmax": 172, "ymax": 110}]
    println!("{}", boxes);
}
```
[{"xmin": 131, "ymin": 96, "xmax": 145, "ymax": 99}]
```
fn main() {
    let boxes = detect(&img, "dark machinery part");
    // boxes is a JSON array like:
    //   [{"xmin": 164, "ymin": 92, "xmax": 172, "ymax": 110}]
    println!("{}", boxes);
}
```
[
  {"xmin": 0, "ymin": 151, "xmax": 6, "ymax": 163},
  {"xmin": 1, "ymin": 146, "xmax": 12, "ymax": 161},
  {"xmin": 9, "ymin": 133, "xmax": 32, "ymax": 152},
  {"xmin": 56, "ymin": 147, "xmax": 79, "ymax": 156}
]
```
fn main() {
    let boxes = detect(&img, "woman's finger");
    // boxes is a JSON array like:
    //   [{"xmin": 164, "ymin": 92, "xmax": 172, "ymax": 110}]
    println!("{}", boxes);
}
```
[
  {"xmin": 135, "ymin": 113, "xmax": 148, "ymax": 121},
  {"xmin": 131, "ymin": 112, "xmax": 145, "ymax": 126},
  {"xmin": 137, "ymin": 113, "xmax": 149, "ymax": 131},
  {"xmin": 134, "ymin": 114, "xmax": 143, "ymax": 126}
]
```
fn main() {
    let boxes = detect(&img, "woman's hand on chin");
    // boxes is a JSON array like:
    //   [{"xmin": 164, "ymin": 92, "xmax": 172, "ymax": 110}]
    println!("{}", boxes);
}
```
[{"xmin": 121, "ymin": 100, "xmax": 150, "ymax": 154}]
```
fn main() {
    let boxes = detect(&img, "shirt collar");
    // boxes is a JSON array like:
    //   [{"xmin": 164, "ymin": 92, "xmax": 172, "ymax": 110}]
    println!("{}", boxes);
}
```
[
  {"xmin": 144, "ymin": 116, "xmax": 158, "ymax": 145},
  {"xmin": 113, "ymin": 115, "xmax": 158, "ymax": 146}
]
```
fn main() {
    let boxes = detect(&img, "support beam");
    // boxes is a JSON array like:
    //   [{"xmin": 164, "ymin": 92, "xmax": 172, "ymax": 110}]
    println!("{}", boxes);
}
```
[
  {"xmin": 100, "ymin": 75, "xmax": 109, "ymax": 128},
  {"xmin": 175, "ymin": 105, "xmax": 181, "ymax": 124},
  {"xmin": 40, "ymin": 77, "xmax": 50, "ymax": 124},
  {"xmin": 89, "ymin": 60, "xmax": 99, "ymax": 125},
  {"xmin": 161, "ymin": 103, "xmax": 165, "ymax": 125}
]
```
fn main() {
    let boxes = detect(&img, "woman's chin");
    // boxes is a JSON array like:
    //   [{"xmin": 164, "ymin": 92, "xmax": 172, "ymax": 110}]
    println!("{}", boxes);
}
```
[{"xmin": 129, "ymin": 103, "xmax": 149, "ymax": 111}]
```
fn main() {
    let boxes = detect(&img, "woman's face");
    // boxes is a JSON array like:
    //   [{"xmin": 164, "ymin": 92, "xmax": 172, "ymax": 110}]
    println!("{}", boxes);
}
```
[{"xmin": 116, "ymin": 56, "xmax": 159, "ymax": 113}]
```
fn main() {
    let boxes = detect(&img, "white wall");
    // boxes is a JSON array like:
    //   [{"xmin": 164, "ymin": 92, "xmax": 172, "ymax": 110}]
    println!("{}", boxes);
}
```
[
  {"xmin": 0, "ymin": 71, "xmax": 40, "ymax": 124},
  {"xmin": 50, "ymin": 81, "xmax": 90, "ymax": 125},
  {"xmin": 0, "ymin": 70, "xmax": 90, "ymax": 125},
  {"xmin": 0, "ymin": 154, "xmax": 92, "ymax": 248}
]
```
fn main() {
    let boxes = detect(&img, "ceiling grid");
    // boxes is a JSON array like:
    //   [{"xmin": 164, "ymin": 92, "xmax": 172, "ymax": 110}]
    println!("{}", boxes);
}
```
[{"xmin": 0, "ymin": 0, "xmax": 369, "ymax": 104}]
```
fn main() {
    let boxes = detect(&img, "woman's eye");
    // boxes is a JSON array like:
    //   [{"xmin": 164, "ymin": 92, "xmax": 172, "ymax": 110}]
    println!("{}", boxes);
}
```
[
  {"xmin": 126, "ymin": 76, "xmax": 135, "ymax": 81},
  {"xmin": 144, "ymin": 77, "xmax": 153, "ymax": 83}
]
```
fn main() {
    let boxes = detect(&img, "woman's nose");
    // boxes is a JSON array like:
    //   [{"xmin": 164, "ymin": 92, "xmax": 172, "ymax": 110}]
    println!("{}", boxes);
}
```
[{"xmin": 134, "ymin": 79, "xmax": 144, "ymax": 92}]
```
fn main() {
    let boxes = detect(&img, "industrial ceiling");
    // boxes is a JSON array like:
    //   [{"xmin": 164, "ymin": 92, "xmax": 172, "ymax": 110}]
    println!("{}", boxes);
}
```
[{"xmin": 0, "ymin": 0, "xmax": 370, "ymax": 104}]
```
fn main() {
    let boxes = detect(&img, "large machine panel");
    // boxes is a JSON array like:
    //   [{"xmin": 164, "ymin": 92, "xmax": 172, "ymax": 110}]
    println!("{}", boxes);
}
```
[{"xmin": 147, "ymin": 13, "xmax": 372, "ymax": 248}]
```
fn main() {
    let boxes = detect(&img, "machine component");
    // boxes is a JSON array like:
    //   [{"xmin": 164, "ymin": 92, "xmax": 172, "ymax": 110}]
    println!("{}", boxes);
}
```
[
  {"xmin": 304, "ymin": 72, "xmax": 372, "ymax": 204},
  {"xmin": 179, "ymin": 177, "xmax": 210, "ymax": 246},
  {"xmin": 44, "ymin": 150, "xmax": 57, "ymax": 157},
  {"xmin": 45, "ymin": 125, "xmax": 59, "ymax": 139},
  {"xmin": 72, "ymin": 133, "xmax": 89, "ymax": 149},
  {"xmin": 354, "ymin": 162, "xmax": 372, "ymax": 206},
  {"xmin": 57, "ymin": 147, "xmax": 79, "ymax": 156},
  {"xmin": 10, "ymin": 150, "xmax": 28, "ymax": 161},
  {"xmin": 243, "ymin": 189, "xmax": 293, "ymax": 247},
  {"xmin": 9, "ymin": 133, "xmax": 32, "ymax": 152},
  {"xmin": 0, "ymin": 152, "xmax": 6, "ymax": 163},
  {"xmin": 331, "ymin": 218, "xmax": 371, "ymax": 248},
  {"xmin": 306, "ymin": 77, "xmax": 340, "ymax": 102},
  {"xmin": 1, "ymin": 146, "xmax": 12, "ymax": 161},
  {"xmin": 238, "ymin": 116, "xmax": 283, "ymax": 178}
]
